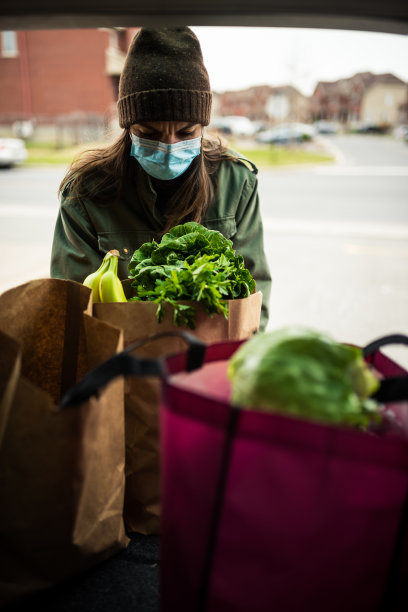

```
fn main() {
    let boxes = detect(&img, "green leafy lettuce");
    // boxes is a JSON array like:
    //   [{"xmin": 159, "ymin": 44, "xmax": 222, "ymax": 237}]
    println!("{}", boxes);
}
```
[
  {"xmin": 128, "ymin": 222, "xmax": 256, "ymax": 329},
  {"xmin": 227, "ymin": 327, "xmax": 381, "ymax": 428}
]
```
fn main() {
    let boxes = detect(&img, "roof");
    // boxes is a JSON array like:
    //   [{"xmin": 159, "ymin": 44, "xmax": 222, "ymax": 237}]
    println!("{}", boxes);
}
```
[
  {"xmin": 216, "ymin": 84, "xmax": 305, "ymax": 98},
  {"xmin": 314, "ymin": 72, "xmax": 407, "ymax": 96}
]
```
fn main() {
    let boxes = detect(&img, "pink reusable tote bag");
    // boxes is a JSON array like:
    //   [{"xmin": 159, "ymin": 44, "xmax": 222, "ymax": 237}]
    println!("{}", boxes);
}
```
[{"xmin": 160, "ymin": 335, "xmax": 408, "ymax": 612}]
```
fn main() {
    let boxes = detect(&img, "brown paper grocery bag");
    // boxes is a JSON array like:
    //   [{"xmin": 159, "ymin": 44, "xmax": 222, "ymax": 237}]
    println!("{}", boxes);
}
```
[
  {"xmin": 93, "ymin": 291, "xmax": 262, "ymax": 534},
  {"xmin": 0, "ymin": 279, "xmax": 129, "ymax": 608}
]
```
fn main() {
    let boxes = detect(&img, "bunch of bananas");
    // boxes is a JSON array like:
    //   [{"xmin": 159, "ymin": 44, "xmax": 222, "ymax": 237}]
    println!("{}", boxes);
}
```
[{"xmin": 83, "ymin": 250, "xmax": 127, "ymax": 303}]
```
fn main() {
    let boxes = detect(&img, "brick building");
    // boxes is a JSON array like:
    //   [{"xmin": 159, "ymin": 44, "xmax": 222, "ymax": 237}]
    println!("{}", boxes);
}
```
[
  {"xmin": 213, "ymin": 84, "xmax": 309, "ymax": 125},
  {"xmin": 0, "ymin": 28, "xmax": 139, "ymax": 141}
]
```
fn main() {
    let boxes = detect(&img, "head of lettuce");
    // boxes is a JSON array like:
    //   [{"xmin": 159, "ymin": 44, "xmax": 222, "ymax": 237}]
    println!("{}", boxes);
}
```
[{"xmin": 227, "ymin": 327, "xmax": 381, "ymax": 428}]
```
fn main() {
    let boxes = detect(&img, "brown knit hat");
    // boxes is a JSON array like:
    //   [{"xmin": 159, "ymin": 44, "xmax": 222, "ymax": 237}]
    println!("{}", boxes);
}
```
[{"xmin": 117, "ymin": 27, "xmax": 212, "ymax": 128}]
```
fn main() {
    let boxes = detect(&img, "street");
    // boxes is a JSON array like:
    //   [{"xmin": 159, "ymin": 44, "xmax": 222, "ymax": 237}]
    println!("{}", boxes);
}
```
[
  {"xmin": 1, "ymin": 133, "xmax": 407, "ymax": 365},
  {"xmin": 258, "ymin": 133, "xmax": 408, "ymax": 366}
]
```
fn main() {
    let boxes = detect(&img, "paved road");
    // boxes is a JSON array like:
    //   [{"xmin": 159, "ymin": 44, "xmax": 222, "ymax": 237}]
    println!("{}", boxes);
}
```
[
  {"xmin": 1, "ymin": 133, "xmax": 407, "ymax": 365},
  {"xmin": 0, "ymin": 166, "xmax": 64, "ymax": 292},
  {"xmin": 257, "ymin": 133, "xmax": 408, "ymax": 366},
  {"xmin": 259, "ymin": 133, "xmax": 408, "ymax": 226}
]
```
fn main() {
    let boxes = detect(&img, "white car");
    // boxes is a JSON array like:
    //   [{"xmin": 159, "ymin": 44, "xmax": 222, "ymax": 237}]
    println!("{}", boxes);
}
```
[
  {"xmin": 313, "ymin": 120, "xmax": 340, "ymax": 134},
  {"xmin": 256, "ymin": 123, "xmax": 316, "ymax": 144},
  {"xmin": 0, "ymin": 138, "xmax": 28, "ymax": 168},
  {"xmin": 209, "ymin": 115, "xmax": 257, "ymax": 137}
]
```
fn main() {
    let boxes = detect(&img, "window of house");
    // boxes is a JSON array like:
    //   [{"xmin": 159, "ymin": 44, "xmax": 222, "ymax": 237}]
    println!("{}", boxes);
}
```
[
  {"xmin": 1, "ymin": 31, "xmax": 18, "ymax": 57},
  {"xmin": 384, "ymin": 92, "xmax": 394, "ymax": 107}
]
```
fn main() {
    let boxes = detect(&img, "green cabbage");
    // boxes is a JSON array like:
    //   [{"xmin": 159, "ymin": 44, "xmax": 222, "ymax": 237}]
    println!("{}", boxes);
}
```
[{"xmin": 228, "ymin": 327, "xmax": 381, "ymax": 427}]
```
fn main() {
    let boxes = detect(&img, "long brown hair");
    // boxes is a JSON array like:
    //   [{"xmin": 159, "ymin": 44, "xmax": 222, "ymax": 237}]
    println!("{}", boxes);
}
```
[{"xmin": 59, "ymin": 129, "xmax": 236, "ymax": 235}]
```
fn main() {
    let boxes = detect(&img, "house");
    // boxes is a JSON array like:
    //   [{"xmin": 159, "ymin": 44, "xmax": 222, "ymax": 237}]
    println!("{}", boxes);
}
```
[
  {"xmin": 360, "ymin": 80, "xmax": 407, "ymax": 127},
  {"xmin": 310, "ymin": 72, "xmax": 407, "ymax": 128},
  {"xmin": 212, "ymin": 84, "xmax": 309, "ymax": 126},
  {"xmin": 0, "ymin": 28, "xmax": 139, "ymax": 142}
]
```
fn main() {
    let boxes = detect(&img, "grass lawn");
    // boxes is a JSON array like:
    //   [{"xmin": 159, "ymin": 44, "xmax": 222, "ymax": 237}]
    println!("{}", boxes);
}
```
[
  {"xmin": 23, "ymin": 140, "xmax": 335, "ymax": 168},
  {"xmin": 24, "ymin": 141, "xmax": 104, "ymax": 166},
  {"xmin": 236, "ymin": 145, "xmax": 335, "ymax": 168}
]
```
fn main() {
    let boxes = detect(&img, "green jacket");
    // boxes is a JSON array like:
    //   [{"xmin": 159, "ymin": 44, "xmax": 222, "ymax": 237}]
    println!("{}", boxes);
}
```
[{"xmin": 51, "ymin": 155, "xmax": 272, "ymax": 329}]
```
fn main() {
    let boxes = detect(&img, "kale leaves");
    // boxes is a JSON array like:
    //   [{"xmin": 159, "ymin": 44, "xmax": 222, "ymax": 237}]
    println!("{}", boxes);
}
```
[{"xmin": 128, "ymin": 222, "xmax": 256, "ymax": 328}]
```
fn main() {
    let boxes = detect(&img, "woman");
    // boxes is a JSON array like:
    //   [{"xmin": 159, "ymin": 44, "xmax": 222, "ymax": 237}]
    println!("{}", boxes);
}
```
[{"xmin": 50, "ymin": 27, "xmax": 271, "ymax": 328}]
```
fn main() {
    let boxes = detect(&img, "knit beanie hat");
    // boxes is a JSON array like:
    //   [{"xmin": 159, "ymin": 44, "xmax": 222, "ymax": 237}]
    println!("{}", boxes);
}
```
[{"xmin": 117, "ymin": 27, "xmax": 212, "ymax": 128}]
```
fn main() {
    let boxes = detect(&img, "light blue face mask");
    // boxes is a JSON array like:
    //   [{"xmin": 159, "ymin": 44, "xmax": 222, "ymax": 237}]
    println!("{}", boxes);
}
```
[{"xmin": 130, "ymin": 133, "xmax": 202, "ymax": 181}]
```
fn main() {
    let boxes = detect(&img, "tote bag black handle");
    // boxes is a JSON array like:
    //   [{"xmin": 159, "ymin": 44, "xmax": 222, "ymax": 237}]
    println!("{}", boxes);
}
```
[
  {"xmin": 363, "ymin": 333, "xmax": 408, "ymax": 357},
  {"xmin": 363, "ymin": 335, "xmax": 408, "ymax": 611},
  {"xmin": 59, "ymin": 329, "xmax": 206, "ymax": 408},
  {"xmin": 363, "ymin": 334, "xmax": 408, "ymax": 403}
]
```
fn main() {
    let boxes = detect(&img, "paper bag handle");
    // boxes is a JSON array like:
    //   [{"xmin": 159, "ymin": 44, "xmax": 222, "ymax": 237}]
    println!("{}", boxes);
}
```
[{"xmin": 59, "ymin": 330, "xmax": 206, "ymax": 408}]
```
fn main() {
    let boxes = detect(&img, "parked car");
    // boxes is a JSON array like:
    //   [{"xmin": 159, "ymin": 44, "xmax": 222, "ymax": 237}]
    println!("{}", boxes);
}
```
[
  {"xmin": 0, "ymin": 138, "xmax": 28, "ymax": 168},
  {"xmin": 313, "ymin": 120, "xmax": 340, "ymax": 134},
  {"xmin": 256, "ymin": 123, "xmax": 316, "ymax": 144},
  {"xmin": 209, "ymin": 115, "xmax": 258, "ymax": 137},
  {"xmin": 351, "ymin": 122, "xmax": 389, "ymax": 134}
]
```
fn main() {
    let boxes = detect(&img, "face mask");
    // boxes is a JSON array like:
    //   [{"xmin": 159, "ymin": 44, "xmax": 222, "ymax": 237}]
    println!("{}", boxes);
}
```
[{"xmin": 130, "ymin": 133, "xmax": 202, "ymax": 181}]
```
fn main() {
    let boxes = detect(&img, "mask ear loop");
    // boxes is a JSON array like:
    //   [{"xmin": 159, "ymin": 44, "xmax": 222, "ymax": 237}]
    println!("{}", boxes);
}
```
[{"xmin": 128, "ymin": 128, "xmax": 135, "ymax": 150}]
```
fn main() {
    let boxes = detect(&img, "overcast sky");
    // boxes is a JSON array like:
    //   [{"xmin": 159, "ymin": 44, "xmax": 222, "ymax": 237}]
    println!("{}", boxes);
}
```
[{"xmin": 191, "ymin": 27, "xmax": 408, "ymax": 97}]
